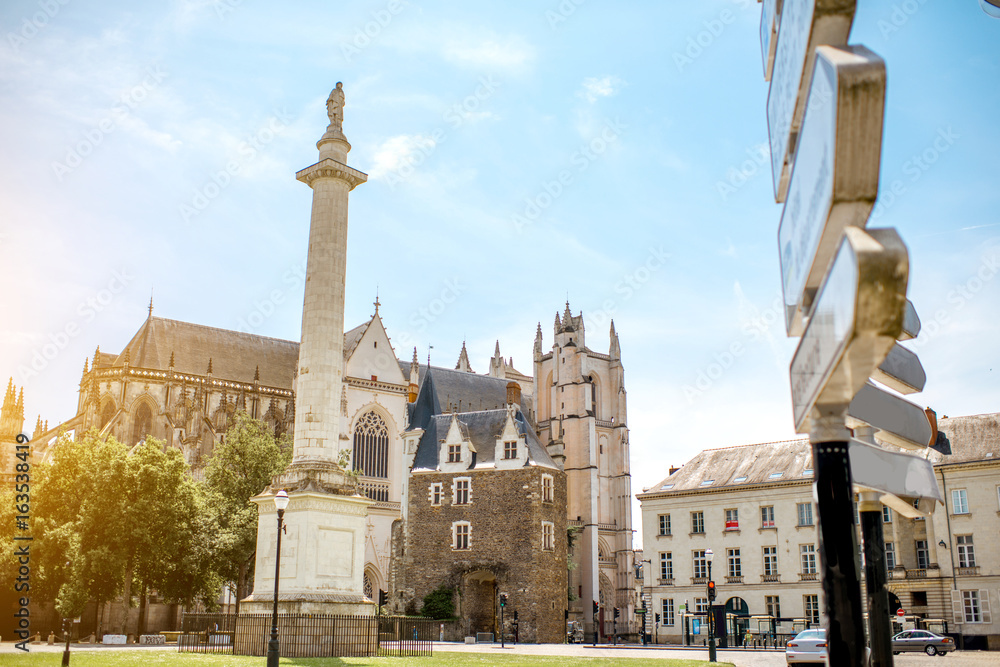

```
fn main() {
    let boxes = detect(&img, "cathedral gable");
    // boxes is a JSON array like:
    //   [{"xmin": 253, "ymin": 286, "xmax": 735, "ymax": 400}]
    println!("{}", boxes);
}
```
[{"xmin": 344, "ymin": 313, "xmax": 406, "ymax": 385}]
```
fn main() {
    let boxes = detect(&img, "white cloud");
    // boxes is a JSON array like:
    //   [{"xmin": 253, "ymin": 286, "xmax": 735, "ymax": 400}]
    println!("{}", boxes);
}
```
[
  {"xmin": 367, "ymin": 134, "xmax": 440, "ymax": 181},
  {"xmin": 442, "ymin": 35, "xmax": 535, "ymax": 71},
  {"xmin": 578, "ymin": 75, "xmax": 623, "ymax": 103}
]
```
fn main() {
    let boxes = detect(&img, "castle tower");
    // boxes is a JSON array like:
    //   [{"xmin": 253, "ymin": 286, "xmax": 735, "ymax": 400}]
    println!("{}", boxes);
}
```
[
  {"xmin": 243, "ymin": 83, "xmax": 374, "ymax": 622},
  {"xmin": 533, "ymin": 305, "xmax": 634, "ymax": 634}
]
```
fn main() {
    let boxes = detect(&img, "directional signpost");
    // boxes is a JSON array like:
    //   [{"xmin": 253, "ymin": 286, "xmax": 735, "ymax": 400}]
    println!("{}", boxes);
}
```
[
  {"xmin": 790, "ymin": 227, "xmax": 909, "ymax": 433},
  {"xmin": 757, "ymin": 2, "xmax": 943, "ymax": 664},
  {"xmin": 778, "ymin": 45, "xmax": 886, "ymax": 336},
  {"xmin": 767, "ymin": 0, "xmax": 856, "ymax": 202}
]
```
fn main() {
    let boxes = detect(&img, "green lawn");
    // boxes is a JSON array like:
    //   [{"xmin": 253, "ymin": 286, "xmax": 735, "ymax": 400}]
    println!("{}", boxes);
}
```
[{"xmin": 0, "ymin": 650, "xmax": 733, "ymax": 667}]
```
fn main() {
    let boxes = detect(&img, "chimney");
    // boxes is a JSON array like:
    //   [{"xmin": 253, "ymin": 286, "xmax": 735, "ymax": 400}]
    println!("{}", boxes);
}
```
[
  {"xmin": 506, "ymin": 381, "xmax": 522, "ymax": 407},
  {"xmin": 668, "ymin": 465, "xmax": 680, "ymax": 475}
]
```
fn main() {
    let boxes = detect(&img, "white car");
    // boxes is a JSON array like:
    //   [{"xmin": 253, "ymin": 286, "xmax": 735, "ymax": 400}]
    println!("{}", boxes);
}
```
[{"xmin": 786, "ymin": 628, "xmax": 871, "ymax": 665}]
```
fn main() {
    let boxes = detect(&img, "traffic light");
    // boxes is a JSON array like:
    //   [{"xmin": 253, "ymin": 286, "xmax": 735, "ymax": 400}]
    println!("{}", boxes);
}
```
[
  {"xmin": 499, "ymin": 593, "xmax": 507, "ymax": 607},
  {"xmin": 707, "ymin": 580, "xmax": 717, "ymax": 601},
  {"xmin": 593, "ymin": 601, "xmax": 599, "ymax": 615},
  {"xmin": 378, "ymin": 589, "xmax": 388, "ymax": 607},
  {"xmin": 613, "ymin": 607, "xmax": 620, "ymax": 619},
  {"xmin": 655, "ymin": 613, "xmax": 661, "ymax": 624}
]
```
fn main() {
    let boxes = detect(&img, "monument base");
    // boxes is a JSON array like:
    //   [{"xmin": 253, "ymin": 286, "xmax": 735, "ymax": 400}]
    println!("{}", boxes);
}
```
[{"xmin": 235, "ymin": 596, "xmax": 376, "ymax": 657}]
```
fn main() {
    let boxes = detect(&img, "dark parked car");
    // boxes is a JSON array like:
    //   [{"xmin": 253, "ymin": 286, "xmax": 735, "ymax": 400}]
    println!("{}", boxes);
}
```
[{"xmin": 891, "ymin": 629, "xmax": 955, "ymax": 655}]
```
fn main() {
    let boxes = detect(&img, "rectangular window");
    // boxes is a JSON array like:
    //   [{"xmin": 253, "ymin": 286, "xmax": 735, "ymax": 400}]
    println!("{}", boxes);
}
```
[
  {"xmin": 760, "ymin": 506, "xmax": 775, "ymax": 528},
  {"xmin": 963, "ymin": 590, "xmax": 981, "ymax": 623},
  {"xmin": 725, "ymin": 508, "xmax": 739, "ymax": 530},
  {"xmin": 727, "ymin": 548, "xmax": 741, "ymax": 577},
  {"xmin": 763, "ymin": 546, "xmax": 778, "ymax": 576},
  {"xmin": 542, "ymin": 521, "xmax": 554, "ymax": 551},
  {"xmin": 691, "ymin": 511, "xmax": 705, "ymax": 534},
  {"xmin": 430, "ymin": 483, "xmax": 442, "ymax": 505},
  {"xmin": 804, "ymin": 595, "xmax": 820, "ymax": 625},
  {"xmin": 957, "ymin": 535, "xmax": 976, "ymax": 568},
  {"xmin": 694, "ymin": 598, "xmax": 709, "ymax": 614},
  {"xmin": 885, "ymin": 542, "xmax": 896, "ymax": 570},
  {"xmin": 797, "ymin": 503, "xmax": 813, "ymax": 526},
  {"xmin": 693, "ymin": 550, "xmax": 709, "ymax": 579},
  {"xmin": 952, "ymin": 489, "xmax": 969, "ymax": 514},
  {"xmin": 662, "ymin": 598, "xmax": 675, "ymax": 626},
  {"xmin": 800, "ymin": 544, "xmax": 817, "ymax": 574},
  {"xmin": 541, "ymin": 474, "xmax": 554, "ymax": 503},
  {"xmin": 765, "ymin": 595, "xmax": 781, "ymax": 618},
  {"xmin": 916, "ymin": 540, "xmax": 929, "ymax": 570},
  {"xmin": 882, "ymin": 506, "xmax": 892, "ymax": 523},
  {"xmin": 448, "ymin": 443, "xmax": 461, "ymax": 463},
  {"xmin": 504, "ymin": 440, "xmax": 517, "ymax": 459},
  {"xmin": 454, "ymin": 478, "xmax": 470, "ymax": 505},
  {"xmin": 659, "ymin": 552, "xmax": 673, "ymax": 581},
  {"xmin": 453, "ymin": 522, "xmax": 470, "ymax": 550},
  {"xmin": 658, "ymin": 514, "xmax": 671, "ymax": 536}
]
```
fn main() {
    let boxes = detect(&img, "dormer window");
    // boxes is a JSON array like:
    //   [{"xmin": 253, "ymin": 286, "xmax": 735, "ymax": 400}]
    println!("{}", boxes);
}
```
[
  {"xmin": 448, "ymin": 443, "xmax": 461, "ymax": 463},
  {"xmin": 504, "ymin": 441, "xmax": 517, "ymax": 459}
]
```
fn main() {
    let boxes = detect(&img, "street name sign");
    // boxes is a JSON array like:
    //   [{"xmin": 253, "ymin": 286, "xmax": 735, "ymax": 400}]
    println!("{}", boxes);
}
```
[
  {"xmin": 847, "ymin": 381, "xmax": 936, "ymax": 450},
  {"xmin": 767, "ymin": 0, "xmax": 856, "ymax": 202},
  {"xmin": 790, "ymin": 227, "xmax": 908, "ymax": 433},
  {"xmin": 849, "ymin": 437, "xmax": 941, "ymax": 505},
  {"xmin": 760, "ymin": 0, "xmax": 783, "ymax": 81},
  {"xmin": 872, "ymin": 343, "xmax": 925, "ymax": 395},
  {"xmin": 779, "ymin": 45, "xmax": 885, "ymax": 336},
  {"xmin": 900, "ymin": 299, "xmax": 920, "ymax": 341}
]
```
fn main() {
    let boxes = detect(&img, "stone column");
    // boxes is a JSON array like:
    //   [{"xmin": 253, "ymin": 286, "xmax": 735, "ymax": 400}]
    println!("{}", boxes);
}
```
[{"xmin": 242, "ymin": 84, "xmax": 375, "ymax": 635}]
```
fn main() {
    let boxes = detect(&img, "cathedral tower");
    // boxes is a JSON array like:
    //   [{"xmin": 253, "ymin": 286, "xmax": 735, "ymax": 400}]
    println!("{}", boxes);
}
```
[{"xmin": 533, "ymin": 305, "xmax": 634, "ymax": 634}]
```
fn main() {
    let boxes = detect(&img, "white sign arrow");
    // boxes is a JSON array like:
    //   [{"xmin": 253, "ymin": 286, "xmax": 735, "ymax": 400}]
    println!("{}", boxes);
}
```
[
  {"xmin": 778, "ymin": 45, "xmax": 885, "ymax": 336},
  {"xmin": 767, "ymin": 0, "xmax": 856, "ymax": 203},
  {"xmin": 900, "ymin": 299, "xmax": 921, "ymax": 341},
  {"xmin": 760, "ymin": 0, "xmax": 784, "ymax": 81},
  {"xmin": 849, "ymin": 438, "xmax": 942, "ymax": 504},
  {"xmin": 872, "ymin": 343, "xmax": 925, "ymax": 395},
  {"xmin": 790, "ymin": 227, "xmax": 908, "ymax": 433},
  {"xmin": 847, "ymin": 382, "xmax": 936, "ymax": 450}
]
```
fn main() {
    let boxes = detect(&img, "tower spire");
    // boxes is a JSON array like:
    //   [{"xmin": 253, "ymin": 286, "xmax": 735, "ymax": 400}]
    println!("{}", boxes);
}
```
[{"xmin": 455, "ymin": 341, "xmax": 473, "ymax": 373}]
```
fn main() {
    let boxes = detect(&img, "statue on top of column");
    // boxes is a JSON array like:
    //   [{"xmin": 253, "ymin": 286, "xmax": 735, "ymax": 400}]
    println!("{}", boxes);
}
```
[{"xmin": 326, "ymin": 82, "xmax": 345, "ymax": 133}]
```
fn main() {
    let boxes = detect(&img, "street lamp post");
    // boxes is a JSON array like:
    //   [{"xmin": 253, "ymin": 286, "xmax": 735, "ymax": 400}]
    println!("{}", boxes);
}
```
[
  {"xmin": 706, "ymin": 548, "xmax": 716, "ymax": 663},
  {"xmin": 266, "ymin": 490, "xmax": 289, "ymax": 667},
  {"xmin": 639, "ymin": 558, "xmax": 652, "ymax": 646},
  {"xmin": 61, "ymin": 616, "xmax": 71, "ymax": 667}
]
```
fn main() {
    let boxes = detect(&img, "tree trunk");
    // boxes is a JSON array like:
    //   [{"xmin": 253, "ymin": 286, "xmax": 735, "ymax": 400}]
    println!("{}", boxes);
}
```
[
  {"xmin": 120, "ymin": 566, "xmax": 133, "ymax": 635},
  {"xmin": 96, "ymin": 599, "xmax": 104, "ymax": 638},
  {"xmin": 137, "ymin": 582, "xmax": 148, "ymax": 637}
]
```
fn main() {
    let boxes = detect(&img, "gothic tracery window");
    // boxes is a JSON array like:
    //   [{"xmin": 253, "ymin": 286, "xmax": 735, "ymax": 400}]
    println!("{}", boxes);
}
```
[
  {"xmin": 353, "ymin": 410, "xmax": 389, "ymax": 478},
  {"xmin": 131, "ymin": 402, "xmax": 152, "ymax": 446},
  {"xmin": 100, "ymin": 401, "xmax": 116, "ymax": 429}
]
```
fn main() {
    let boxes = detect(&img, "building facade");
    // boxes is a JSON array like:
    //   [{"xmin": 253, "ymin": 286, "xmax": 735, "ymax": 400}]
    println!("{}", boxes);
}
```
[
  {"xmin": 638, "ymin": 413, "xmax": 1000, "ymax": 649},
  {"xmin": 394, "ymin": 376, "xmax": 567, "ymax": 642}
]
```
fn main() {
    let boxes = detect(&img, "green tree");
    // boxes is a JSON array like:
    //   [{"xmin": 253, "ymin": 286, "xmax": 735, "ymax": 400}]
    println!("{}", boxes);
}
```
[
  {"xmin": 126, "ymin": 438, "xmax": 220, "ymax": 635},
  {"xmin": 420, "ymin": 585, "xmax": 455, "ymax": 619},
  {"xmin": 34, "ymin": 431, "xmax": 131, "ymax": 636},
  {"xmin": 203, "ymin": 413, "xmax": 292, "ymax": 614}
]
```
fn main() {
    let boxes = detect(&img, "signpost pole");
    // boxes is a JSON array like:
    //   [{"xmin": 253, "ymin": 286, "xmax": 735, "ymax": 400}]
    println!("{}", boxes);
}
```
[
  {"xmin": 856, "ymin": 426, "xmax": 894, "ymax": 667},
  {"xmin": 811, "ymin": 411, "xmax": 866, "ymax": 666}
]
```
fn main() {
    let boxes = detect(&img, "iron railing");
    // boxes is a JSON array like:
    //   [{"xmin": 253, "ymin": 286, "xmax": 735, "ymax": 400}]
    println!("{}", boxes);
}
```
[{"xmin": 178, "ymin": 612, "xmax": 436, "ymax": 657}]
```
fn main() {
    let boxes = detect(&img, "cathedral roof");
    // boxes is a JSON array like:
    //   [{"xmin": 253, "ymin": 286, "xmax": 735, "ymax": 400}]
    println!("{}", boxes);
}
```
[{"xmin": 112, "ymin": 316, "xmax": 299, "ymax": 388}]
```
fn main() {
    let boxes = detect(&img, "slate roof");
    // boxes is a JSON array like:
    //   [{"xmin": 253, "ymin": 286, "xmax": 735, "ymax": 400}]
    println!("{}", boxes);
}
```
[
  {"xmin": 640, "ymin": 412, "xmax": 1000, "ymax": 496},
  {"xmin": 400, "ymin": 362, "xmax": 534, "ymax": 416},
  {"xmin": 407, "ymin": 367, "xmax": 556, "ymax": 472},
  {"xmin": 641, "ymin": 439, "xmax": 815, "ymax": 494},
  {"xmin": 113, "ymin": 316, "xmax": 299, "ymax": 388}
]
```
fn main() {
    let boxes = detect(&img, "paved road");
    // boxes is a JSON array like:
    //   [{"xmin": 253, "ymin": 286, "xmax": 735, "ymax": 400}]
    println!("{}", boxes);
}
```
[{"xmin": 435, "ymin": 641, "xmax": 1000, "ymax": 665}]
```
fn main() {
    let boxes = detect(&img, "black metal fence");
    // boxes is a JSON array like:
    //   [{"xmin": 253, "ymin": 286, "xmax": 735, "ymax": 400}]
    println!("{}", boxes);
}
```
[{"xmin": 178, "ymin": 612, "xmax": 436, "ymax": 657}]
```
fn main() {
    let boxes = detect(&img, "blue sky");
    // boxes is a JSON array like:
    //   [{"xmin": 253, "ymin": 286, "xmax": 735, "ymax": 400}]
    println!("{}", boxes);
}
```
[{"xmin": 2, "ymin": 1, "xmax": 998, "ymax": 546}]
